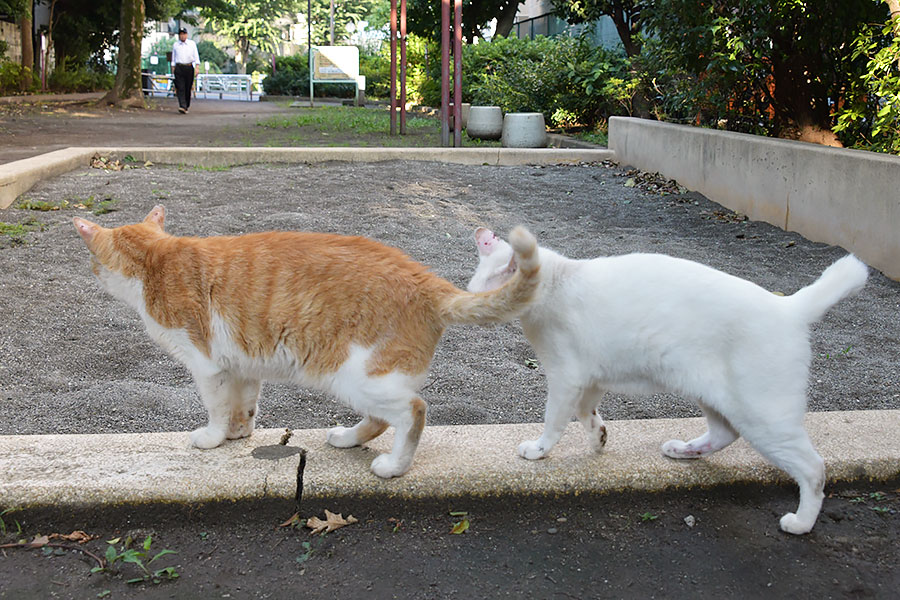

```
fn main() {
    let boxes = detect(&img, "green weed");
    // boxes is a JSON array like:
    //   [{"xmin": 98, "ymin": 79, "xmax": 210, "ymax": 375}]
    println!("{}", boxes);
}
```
[
  {"xmin": 0, "ymin": 508, "xmax": 22, "ymax": 536},
  {"xmin": 17, "ymin": 198, "xmax": 69, "ymax": 211},
  {"xmin": 92, "ymin": 535, "xmax": 179, "ymax": 584},
  {"xmin": 639, "ymin": 512, "xmax": 659, "ymax": 523}
]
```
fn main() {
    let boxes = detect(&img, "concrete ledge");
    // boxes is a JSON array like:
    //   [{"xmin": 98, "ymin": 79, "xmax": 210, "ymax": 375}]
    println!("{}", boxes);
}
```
[
  {"xmin": 609, "ymin": 116, "xmax": 900, "ymax": 280},
  {"xmin": 0, "ymin": 147, "xmax": 97, "ymax": 209},
  {"xmin": 90, "ymin": 146, "xmax": 614, "ymax": 168},
  {"xmin": 2, "ymin": 410, "xmax": 897, "ymax": 509},
  {"xmin": 0, "ymin": 146, "xmax": 614, "ymax": 211}
]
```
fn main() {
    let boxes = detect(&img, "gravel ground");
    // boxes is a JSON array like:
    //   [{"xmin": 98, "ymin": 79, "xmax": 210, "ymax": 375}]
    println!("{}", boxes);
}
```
[{"xmin": 1, "ymin": 159, "xmax": 897, "ymax": 436}]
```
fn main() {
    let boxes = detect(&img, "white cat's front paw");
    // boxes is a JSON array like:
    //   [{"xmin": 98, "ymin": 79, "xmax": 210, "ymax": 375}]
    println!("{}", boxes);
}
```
[
  {"xmin": 661, "ymin": 439, "xmax": 703, "ymax": 459},
  {"xmin": 518, "ymin": 439, "xmax": 548, "ymax": 460},
  {"xmin": 326, "ymin": 426, "xmax": 359, "ymax": 449},
  {"xmin": 588, "ymin": 423, "xmax": 608, "ymax": 453},
  {"xmin": 190, "ymin": 426, "xmax": 227, "ymax": 449},
  {"xmin": 779, "ymin": 512, "xmax": 814, "ymax": 535},
  {"xmin": 370, "ymin": 454, "xmax": 408, "ymax": 479}
]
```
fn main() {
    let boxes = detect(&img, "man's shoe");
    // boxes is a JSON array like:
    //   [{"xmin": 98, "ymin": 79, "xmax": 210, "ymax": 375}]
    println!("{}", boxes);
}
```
[
  {"xmin": 184, "ymin": 108, "xmax": 189, "ymax": 113},
  {"xmin": 178, "ymin": 107, "xmax": 186, "ymax": 114}
]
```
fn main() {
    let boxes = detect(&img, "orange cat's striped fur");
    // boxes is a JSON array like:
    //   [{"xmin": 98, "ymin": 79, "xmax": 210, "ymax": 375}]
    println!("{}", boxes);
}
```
[{"xmin": 73, "ymin": 205, "xmax": 539, "ymax": 478}]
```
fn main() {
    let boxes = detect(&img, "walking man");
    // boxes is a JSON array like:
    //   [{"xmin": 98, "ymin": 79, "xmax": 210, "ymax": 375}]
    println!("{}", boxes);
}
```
[{"xmin": 172, "ymin": 27, "xmax": 200, "ymax": 114}]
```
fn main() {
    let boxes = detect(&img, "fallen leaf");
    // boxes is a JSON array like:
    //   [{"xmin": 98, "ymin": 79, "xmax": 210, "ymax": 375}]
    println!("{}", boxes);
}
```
[
  {"xmin": 306, "ymin": 510, "xmax": 358, "ymax": 535},
  {"xmin": 25, "ymin": 535, "xmax": 49, "ymax": 549},
  {"xmin": 624, "ymin": 178, "xmax": 636, "ymax": 188},
  {"xmin": 278, "ymin": 512, "xmax": 301, "ymax": 528},
  {"xmin": 51, "ymin": 531, "xmax": 96, "ymax": 544},
  {"xmin": 450, "ymin": 519, "xmax": 470, "ymax": 535}
]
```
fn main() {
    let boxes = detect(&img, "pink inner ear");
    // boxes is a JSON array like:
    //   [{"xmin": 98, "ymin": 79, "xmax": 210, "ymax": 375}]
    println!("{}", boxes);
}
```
[
  {"xmin": 475, "ymin": 228, "xmax": 498, "ymax": 256},
  {"xmin": 73, "ymin": 218, "xmax": 96, "ymax": 242}
]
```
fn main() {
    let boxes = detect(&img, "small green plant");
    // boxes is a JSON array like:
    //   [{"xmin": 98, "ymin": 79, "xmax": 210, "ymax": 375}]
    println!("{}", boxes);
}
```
[
  {"xmin": 871, "ymin": 506, "xmax": 891, "ymax": 514},
  {"xmin": 640, "ymin": 512, "xmax": 659, "ymax": 522},
  {"xmin": 17, "ymin": 199, "xmax": 69, "ymax": 211},
  {"xmin": 0, "ymin": 218, "xmax": 43, "ymax": 243},
  {"xmin": 296, "ymin": 533, "xmax": 328, "ymax": 566},
  {"xmin": 0, "ymin": 508, "xmax": 22, "ymax": 536},
  {"xmin": 92, "ymin": 198, "xmax": 119, "ymax": 215},
  {"xmin": 92, "ymin": 535, "xmax": 179, "ymax": 584}
]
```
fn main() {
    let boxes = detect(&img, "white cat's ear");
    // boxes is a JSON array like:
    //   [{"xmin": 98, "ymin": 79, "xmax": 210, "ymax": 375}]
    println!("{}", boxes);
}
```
[
  {"xmin": 475, "ymin": 227, "xmax": 499, "ymax": 256},
  {"xmin": 144, "ymin": 204, "xmax": 166, "ymax": 229},
  {"xmin": 73, "ymin": 217, "xmax": 100, "ymax": 245}
]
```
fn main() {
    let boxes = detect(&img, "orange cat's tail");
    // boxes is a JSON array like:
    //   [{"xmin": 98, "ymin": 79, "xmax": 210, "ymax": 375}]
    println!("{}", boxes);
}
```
[{"xmin": 441, "ymin": 226, "xmax": 540, "ymax": 325}]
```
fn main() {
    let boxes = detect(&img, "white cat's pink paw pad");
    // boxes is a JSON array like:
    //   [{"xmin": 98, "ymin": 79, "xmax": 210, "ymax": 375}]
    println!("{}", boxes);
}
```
[
  {"xmin": 326, "ymin": 426, "xmax": 360, "ymax": 448},
  {"xmin": 661, "ymin": 439, "xmax": 704, "ymax": 459},
  {"xmin": 779, "ymin": 512, "xmax": 814, "ymax": 535},
  {"xmin": 517, "ymin": 440, "xmax": 548, "ymax": 460},
  {"xmin": 190, "ymin": 427, "xmax": 226, "ymax": 449},
  {"xmin": 370, "ymin": 454, "xmax": 407, "ymax": 479}
]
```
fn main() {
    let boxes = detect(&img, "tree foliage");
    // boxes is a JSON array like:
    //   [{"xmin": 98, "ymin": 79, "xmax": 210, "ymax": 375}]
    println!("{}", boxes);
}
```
[
  {"xmin": 306, "ymin": 0, "xmax": 377, "ymax": 45},
  {"xmin": 200, "ymin": 0, "xmax": 299, "ymax": 73},
  {"xmin": 834, "ymin": 2, "xmax": 900, "ymax": 153},
  {"xmin": 641, "ymin": 0, "xmax": 889, "ymax": 145},
  {"xmin": 405, "ymin": 0, "xmax": 522, "ymax": 42},
  {"xmin": 550, "ymin": 0, "xmax": 642, "ymax": 56}
]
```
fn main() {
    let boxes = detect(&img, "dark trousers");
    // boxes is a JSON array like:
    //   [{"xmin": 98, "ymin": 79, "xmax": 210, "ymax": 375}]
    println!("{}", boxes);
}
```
[{"xmin": 173, "ymin": 64, "xmax": 194, "ymax": 109}]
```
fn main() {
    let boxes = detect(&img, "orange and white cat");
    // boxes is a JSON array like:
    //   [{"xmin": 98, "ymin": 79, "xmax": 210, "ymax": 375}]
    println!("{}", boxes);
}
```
[{"xmin": 73, "ymin": 206, "xmax": 539, "ymax": 478}]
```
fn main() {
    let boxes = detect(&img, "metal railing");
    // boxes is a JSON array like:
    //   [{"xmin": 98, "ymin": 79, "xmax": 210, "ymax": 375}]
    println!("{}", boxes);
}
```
[{"xmin": 141, "ymin": 73, "xmax": 262, "ymax": 101}]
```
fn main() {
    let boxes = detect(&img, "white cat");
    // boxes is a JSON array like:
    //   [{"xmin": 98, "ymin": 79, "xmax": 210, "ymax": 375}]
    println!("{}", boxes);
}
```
[{"xmin": 467, "ymin": 227, "xmax": 868, "ymax": 534}]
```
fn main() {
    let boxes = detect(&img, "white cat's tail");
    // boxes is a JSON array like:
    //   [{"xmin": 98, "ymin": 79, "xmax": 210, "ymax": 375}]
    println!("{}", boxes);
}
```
[
  {"xmin": 441, "ymin": 226, "xmax": 540, "ymax": 325},
  {"xmin": 785, "ymin": 255, "xmax": 868, "ymax": 323}
]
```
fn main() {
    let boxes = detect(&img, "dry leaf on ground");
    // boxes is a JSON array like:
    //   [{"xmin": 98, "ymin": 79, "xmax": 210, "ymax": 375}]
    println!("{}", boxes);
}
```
[{"xmin": 306, "ymin": 510, "xmax": 358, "ymax": 535}]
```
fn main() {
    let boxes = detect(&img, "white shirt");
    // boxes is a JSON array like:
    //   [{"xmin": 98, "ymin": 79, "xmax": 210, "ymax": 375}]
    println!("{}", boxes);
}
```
[{"xmin": 172, "ymin": 39, "xmax": 200, "ymax": 67}]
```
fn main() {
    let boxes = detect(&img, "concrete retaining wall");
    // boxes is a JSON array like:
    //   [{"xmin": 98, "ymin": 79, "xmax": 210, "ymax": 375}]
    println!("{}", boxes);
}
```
[{"xmin": 609, "ymin": 116, "xmax": 900, "ymax": 280}]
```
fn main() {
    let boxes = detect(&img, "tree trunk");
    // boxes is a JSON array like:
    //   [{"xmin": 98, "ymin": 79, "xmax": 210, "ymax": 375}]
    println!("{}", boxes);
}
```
[
  {"xmin": 18, "ymin": 14, "xmax": 33, "ymax": 92},
  {"xmin": 887, "ymin": 0, "xmax": 900, "ymax": 69},
  {"xmin": 493, "ymin": 1, "xmax": 519, "ymax": 38},
  {"xmin": 609, "ymin": 3, "xmax": 641, "ymax": 58},
  {"xmin": 102, "ymin": 0, "xmax": 146, "ymax": 108}
]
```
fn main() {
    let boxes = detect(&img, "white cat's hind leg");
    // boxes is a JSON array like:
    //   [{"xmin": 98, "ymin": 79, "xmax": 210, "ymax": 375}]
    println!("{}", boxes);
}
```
[
  {"xmin": 575, "ymin": 385, "xmax": 608, "ymax": 453},
  {"xmin": 519, "ymin": 378, "xmax": 580, "ymax": 460},
  {"xmin": 744, "ymin": 427, "xmax": 825, "ymax": 535},
  {"xmin": 662, "ymin": 402, "xmax": 738, "ymax": 459},
  {"xmin": 226, "ymin": 378, "xmax": 261, "ymax": 440},
  {"xmin": 190, "ymin": 371, "xmax": 232, "ymax": 449},
  {"xmin": 327, "ymin": 416, "xmax": 389, "ymax": 448}
]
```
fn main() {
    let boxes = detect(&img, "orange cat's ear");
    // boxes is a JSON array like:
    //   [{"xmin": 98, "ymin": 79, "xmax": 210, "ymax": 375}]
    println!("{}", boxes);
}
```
[
  {"xmin": 73, "ymin": 217, "xmax": 101, "ymax": 247},
  {"xmin": 144, "ymin": 204, "xmax": 166, "ymax": 229}
]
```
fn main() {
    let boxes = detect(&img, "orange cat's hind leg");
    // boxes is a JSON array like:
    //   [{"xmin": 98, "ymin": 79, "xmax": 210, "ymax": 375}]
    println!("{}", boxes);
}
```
[
  {"xmin": 227, "ymin": 378, "xmax": 261, "ymax": 440},
  {"xmin": 327, "ymin": 416, "xmax": 389, "ymax": 448},
  {"xmin": 369, "ymin": 396, "xmax": 427, "ymax": 479}
]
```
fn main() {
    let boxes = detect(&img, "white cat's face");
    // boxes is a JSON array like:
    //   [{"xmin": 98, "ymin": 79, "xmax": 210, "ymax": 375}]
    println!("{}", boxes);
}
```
[{"xmin": 466, "ymin": 228, "xmax": 517, "ymax": 293}]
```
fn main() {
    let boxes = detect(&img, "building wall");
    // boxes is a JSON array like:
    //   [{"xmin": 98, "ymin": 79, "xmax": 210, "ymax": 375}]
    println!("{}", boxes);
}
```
[{"xmin": 0, "ymin": 20, "xmax": 22, "ymax": 64}]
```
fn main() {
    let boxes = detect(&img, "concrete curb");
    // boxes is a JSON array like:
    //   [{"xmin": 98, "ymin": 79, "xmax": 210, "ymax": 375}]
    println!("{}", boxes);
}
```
[
  {"xmin": 0, "ymin": 146, "xmax": 614, "ymax": 210},
  {"xmin": 0, "ymin": 147, "xmax": 97, "ymax": 209},
  {"xmin": 2, "ymin": 410, "xmax": 898, "ymax": 509}
]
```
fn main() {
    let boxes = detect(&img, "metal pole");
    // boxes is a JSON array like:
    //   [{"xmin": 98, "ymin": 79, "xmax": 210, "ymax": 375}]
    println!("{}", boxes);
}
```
[
  {"xmin": 440, "ymin": 0, "xmax": 450, "ymax": 147},
  {"xmin": 308, "ymin": 0, "xmax": 313, "ymax": 107},
  {"xmin": 400, "ymin": 0, "xmax": 407, "ymax": 135},
  {"xmin": 453, "ymin": 0, "xmax": 463, "ymax": 147},
  {"xmin": 390, "ymin": 0, "xmax": 397, "ymax": 135}
]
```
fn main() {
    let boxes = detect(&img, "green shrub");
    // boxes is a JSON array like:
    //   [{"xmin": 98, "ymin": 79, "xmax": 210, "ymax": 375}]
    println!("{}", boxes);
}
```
[
  {"xmin": 0, "ymin": 62, "xmax": 38, "ymax": 94},
  {"xmin": 47, "ymin": 58, "xmax": 114, "ymax": 93},
  {"xmin": 263, "ymin": 53, "xmax": 355, "ymax": 98},
  {"xmin": 454, "ymin": 35, "xmax": 632, "ymax": 129}
]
